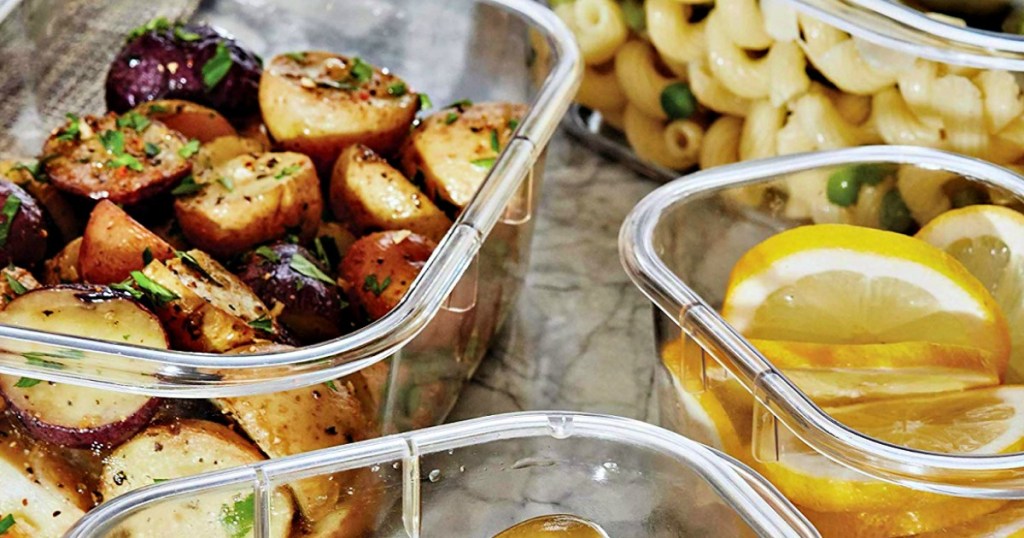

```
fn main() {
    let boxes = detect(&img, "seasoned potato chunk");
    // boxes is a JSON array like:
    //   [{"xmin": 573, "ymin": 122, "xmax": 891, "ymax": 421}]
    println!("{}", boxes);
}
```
[
  {"xmin": 42, "ymin": 237, "xmax": 82, "ymax": 285},
  {"xmin": 79, "ymin": 200, "xmax": 176, "ymax": 284},
  {"xmin": 340, "ymin": 230, "xmax": 435, "ymax": 320},
  {"xmin": 174, "ymin": 152, "xmax": 321, "ymax": 257},
  {"xmin": 0, "ymin": 266, "xmax": 39, "ymax": 309},
  {"xmin": 42, "ymin": 112, "xmax": 192, "ymax": 205},
  {"xmin": 400, "ymin": 101, "xmax": 526, "ymax": 208},
  {"xmin": 259, "ymin": 51, "xmax": 418, "ymax": 170},
  {"xmin": 1, "ymin": 159, "xmax": 84, "ymax": 245},
  {"xmin": 331, "ymin": 145, "xmax": 451, "ymax": 242},
  {"xmin": 132, "ymin": 99, "xmax": 236, "ymax": 143},
  {"xmin": 0, "ymin": 180, "xmax": 48, "ymax": 267},
  {"xmin": 191, "ymin": 135, "xmax": 267, "ymax": 173}
]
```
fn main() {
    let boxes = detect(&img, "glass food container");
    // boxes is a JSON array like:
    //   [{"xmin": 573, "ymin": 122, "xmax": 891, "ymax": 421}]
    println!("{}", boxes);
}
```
[
  {"xmin": 559, "ymin": 0, "xmax": 1024, "ymax": 187},
  {"xmin": 63, "ymin": 411, "xmax": 819, "ymax": 538},
  {"xmin": 622, "ymin": 146, "xmax": 1024, "ymax": 537}
]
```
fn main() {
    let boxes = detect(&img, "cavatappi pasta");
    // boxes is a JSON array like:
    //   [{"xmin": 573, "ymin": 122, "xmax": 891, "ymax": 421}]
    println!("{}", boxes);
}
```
[{"xmin": 558, "ymin": 0, "xmax": 1024, "ymax": 229}]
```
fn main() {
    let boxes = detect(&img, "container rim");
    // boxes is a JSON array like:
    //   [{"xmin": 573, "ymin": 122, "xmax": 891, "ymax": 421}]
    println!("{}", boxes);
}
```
[
  {"xmin": 0, "ymin": 0, "xmax": 583, "ymax": 396},
  {"xmin": 783, "ymin": 0, "xmax": 1024, "ymax": 69},
  {"xmin": 63, "ymin": 411, "xmax": 818, "ymax": 538},
  {"xmin": 620, "ymin": 146, "xmax": 1024, "ymax": 497}
]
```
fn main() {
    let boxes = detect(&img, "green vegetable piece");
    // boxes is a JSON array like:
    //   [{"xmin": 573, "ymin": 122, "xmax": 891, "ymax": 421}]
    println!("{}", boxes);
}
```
[
  {"xmin": 221, "ymin": 493, "xmax": 255, "ymax": 538},
  {"xmin": 285, "ymin": 51, "xmax": 306, "ymax": 62},
  {"xmin": 490, "ymin": 130, "xmax": 500, "ymax": 153},
  {"xmin": 178, "ymin": 139, "xmax": 201, "ymax": 159},
  {"xmin": 127, "ymin": 17, "xmax": 171, "ymax": 41},
  {"xmin": 419, "ymin": 93, "xmax": 433, "ymax": 109},
  {"xmin": 5, "ymin": 272, "xmax": 27, "ymax": 296},
  {"xmin": 130, "ymin": 270, "xmax": 179, "ymax": 306},
  {"xmin": 880, "ymin": 189, "xmax": 916, "ymax": 233},
  {"xmin": 202, "ymin": 42, "xmax": 234, "ymax": 91},
  {"xmin": 274, "ymin": 164, "xmax": 301, "ymax": 180},
  {"xmin": 363, "ymin": 274, "xmax": 391, "ymax": 297},
  {"xmin": 660, "ymin": 83, "xmax": 696, "ymax": 121},
  {"xmin": 173, "ymin": 26, "xmax": 200, "ymax": 41},
  {"xmin": 348, "ymin": 57, "xmax": 373, "ymax": 83},
  {"xmin": 56, "ymin": 113, "xmax": 81, "ymax": 142},
  {"xmin": 388, "ymin": 81, "xmax": 408, "ymax": 97},
  {"xmin": 13, "ymin": 377, "xmax": 40, "ymax": 388},
  {"xmin": 444, "ymin": 112, "xmax": 459, "ymax": 125},
  {"xmin": 108, "ymin": 154, "xmax": 144, "ymax": 172},
  {"xmin": 621, "ymin": 0, "xmax": 645, "ymax": 32},
  {"xmin": 289, "ymin": 254, "xmax": 335, "ymax": 285},
  {"xmin": 0, "ymin": 195, "xmax": 21, "ymax": 249},
  {"xmin": 175, "ymin": 251, "xmax": 221, "ymax": 286},
  {"xmin": 827, "ymin": 167, "xmax": 862, "ymax": 207},
  {"xmin": 217, "ymin": 176, "xmax": 234, "ymax": 192},
  {"xmin": 117, "ymin": 111, "xmax": 151, "ymax": 132},
  {"xmin": 470, "ymin": 157, "xmax": 496, "ymax": 170},
  {"xmin": 0, "ymin": 513, "xmax": 14, "ymax": 534},
  {"xmin": 254, "ymin": 246, "xmax": 280, "ymax": 262},
  {"xmin": 144, "ymin": 142, "xmax": 161, "ymax": 158},
  {"xmin": 100, "ymin": 130, "xmax": 125, "ymax": 155},
  {"xmin": 247, "ymin": 315, "xmax": 274, "ymax": 332},
  {"xmin": 171, "ymin": 175, "xmax": 205, "ymax": 196}
]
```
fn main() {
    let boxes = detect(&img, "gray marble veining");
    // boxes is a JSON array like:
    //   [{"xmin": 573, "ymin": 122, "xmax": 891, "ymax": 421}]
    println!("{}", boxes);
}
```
[{"xmin": 450, "ymin": 131, "xmax": 663, "ymax": 423}]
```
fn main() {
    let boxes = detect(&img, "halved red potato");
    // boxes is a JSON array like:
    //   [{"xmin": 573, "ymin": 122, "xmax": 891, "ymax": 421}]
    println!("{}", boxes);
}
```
[
  {"xmin": 259, "ymin": 51, "xmax": 419, "ymax": 170},
  {"xmin": 0, "ymin": 265, "xmax": 39, "ymax": 310},
  {"xmin": 1, "ymin": 158, "xmax": 85, "ymax": 245},
  {"xmin": 174, "ymin": 152, "xmax": 322, "ymax": 257},
  {"xmin": 0, "ymin": 285, "xmax": 165, "ymax": 448},
  {"xmin": 400, "ymin": 102, "xmax": 526, "ymax": 208},
  {"xmin": 0, "ymin": 180, "xmax": 49, "ymax": 267},
  {"xmin": 141, "ymin": 250, "xmax": 275, "ymax": 352},
  {"xmin": 100, "ymin": 420, "xmax": 294, "ymax": 538},
  {"xmin": 132, "ymin": 100, "xmax": 236, "ymax": 143},
  {"xmin": 0, "ymin": 418, "xmax": 93, "ymax": 537},
  {"xmin": 43, "ymin": 112, "xmax": 192, "ymax": 205},
  {"xmin": 331, "ymin": 144, "xmax": 451, "ymax": 242},
  {"xmin": 42, "ymin": 237, "xmax": 82, "ymax": 285},
  {"xmin": 339, "ymin": 230, "xmax": 435, "ymax": 320},
  {"xmin": 79, "ymin": 200, "xmax": 176, "ymax": 284}
]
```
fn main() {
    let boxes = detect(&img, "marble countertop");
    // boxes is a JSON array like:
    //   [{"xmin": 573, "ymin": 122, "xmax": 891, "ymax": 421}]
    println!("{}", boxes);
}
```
[{"xmin": 449, "ymin": 130, "xmax": 663, "ymax": 423}]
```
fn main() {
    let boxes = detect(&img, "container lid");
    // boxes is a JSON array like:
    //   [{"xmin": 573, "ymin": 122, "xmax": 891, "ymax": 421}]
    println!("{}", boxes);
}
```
[{"xmin": 64, "ymin": 411, "xmax": 817, "ymax": 538}]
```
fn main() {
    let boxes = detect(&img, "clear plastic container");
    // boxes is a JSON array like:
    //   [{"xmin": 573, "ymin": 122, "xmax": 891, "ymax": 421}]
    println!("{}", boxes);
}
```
[
  {"xmin": 560, "ymin": 0, "xmax": 1024, "ymax": 182},
  {"xmin": 63, "ymin": 411, "xmax": 819, "ymax": 538},
  {"xmin": 621, "ymin": 145, "xmax": 1024, "ymax": 536},
  {"xmin": 0, "ymin": 0, "xmax": 581, "ymax": 432}
]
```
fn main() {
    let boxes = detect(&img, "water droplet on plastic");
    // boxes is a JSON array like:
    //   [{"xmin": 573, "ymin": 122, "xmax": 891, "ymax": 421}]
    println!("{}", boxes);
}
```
[
  {"xmin": 370, "ymin": 465, "xmax": 380, "ymax": 473},
  {"xmin": 548, "ymin": 415, "xmax": 573, "ymax": 439},
  {"xmin": 602, "ymin": 462, "xmax": 619, "ymax": 472},
  {"xmin": 459, "ymin": 465, "xmax": 466, "ymax": 472},
  {"xmin": 392, "ymin": 462, "xmax": 401, "ymax": 470},
  {"xmin": 447, "ymin": 449, "xmax": 454, "ymax": 455},
  {"xmin": 427, "ymin": 469, "xmax": 441, "ymax": 482}
]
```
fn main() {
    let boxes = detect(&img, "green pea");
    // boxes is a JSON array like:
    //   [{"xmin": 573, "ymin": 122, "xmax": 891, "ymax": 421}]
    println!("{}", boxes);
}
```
[
  {"xmin": 827, "ymin": 168, "xmax": 861, "ymax": 207},
  {"xmin": 855, "ymin": 163, "xmax": 898, "ymax": 186},
  {"xmin": 621, "ymin": 0, "xmax": 645, "ymax": 33},
  {"xmin": 950, "ymin": 186, "xmax": 987, "ymax": 208},
  {"xmin": 880, "ymin": 189, "xmax": 915, "ymax": 233},
  {"xmin": 660, "ymin": 83, "xmax": 696, "ymax": 121}
]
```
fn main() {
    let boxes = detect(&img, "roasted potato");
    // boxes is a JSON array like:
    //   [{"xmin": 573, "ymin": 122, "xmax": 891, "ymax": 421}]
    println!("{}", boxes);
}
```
[
  {"xmin": 0, "ymin": 265, "xmax": 39, "ymax": 309},
  {"xmin": 79, "ymin": 200, "xmax": 176, "ymax": 284},
  {"xmin": 1, "ymin": 158, "xmax": 85, "ymax": 245},
  {"xmin": 42, "ymin": 112, "xmax": 192, "ymax": 205},
  {"xmin": 42, "ymin": 237, "xmax": 82, "ymax": 285},
  {"xmin": 0, "ymin": 180, "xmax": 48, "ymax": 267},
  {"xmin": 236, "ymin": 243, "xmax": 355, "ymax": 343},
  {"xmin": 259, "ymin": 51, "xmax": 419, "ymax": 170},
  {"xmin": 141, "ymin": 250, "xmax": 274, "ymax": 352},
  {"xmin": 317, "ymin": 221, "xmax": 357, "ymax": 266},
  {"xmin": 132, "ymin": 99, "xmax": 236, "ymax": 143},
  {"xmin": 331, "ymin": 144, "xmax": 451, "ymax": 242},
  {"xmin": 174, "ymin": 152, "xmax": 322, "ymax": 257},
  {"xmin": 192, "ymin": 134, "xmax": 267, "ymax": 173},
  {"xmin": 101, "ymin": 420, "xmax": 294, "ymax": 538},
  {"xmin": 400, "ymin": 101, "xmax": 527, "ymax": 208},
  {"xmin": 340, "ymin": 230, "xmax": 435, "ymax": 320}
]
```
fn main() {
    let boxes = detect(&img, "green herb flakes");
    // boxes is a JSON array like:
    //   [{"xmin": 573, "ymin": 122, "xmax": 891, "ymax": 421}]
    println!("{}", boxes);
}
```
[
  {"xmin": 130, "ymin": 270, "xmax": 179, "ymax": 306},
  {"xmin": 0, "ymin": 195, "xmax": 21, "ymax": 249},
  {"xmin": 108, "ymin": 154, "xmax": 144, "ymax": 172},
  {"xmin": 100, "ymin": 130, "xmax": 125, "ymax": 155},
  {"xmin": 255, "ymin": 246, "xmax": 280, "ymax": 262},
  {"xmin": 144, "ymin": 142, "xmax": 161, "ymax": 158},
  {"xmin": 285, "ymin": 51, "xmax": 307, "ymax": 62},
  {"xmin": 217, "ymin": 176, "xmax": 234, "ymax": 191},
  {"xmin": 325, "ymin": 380, "xmax": 339, "ymax": 392},
  {"xmin": 202, "ymin": 42, "xmax": 234, "ymax": 91},
  {"xmin": 117, "ymin": 111, "xmax": 151, "ymax": 132},
  {"xmin": 387, "ymin": 81, "xmax": 408, "ymax": 96},
  {"xmin": 0, "ymin": 513, "xmax": 15, "ymax": 534},
  {"xmin": 57, "ymin": 113, "xmax": 81, "ymax": 142},
  {"xmin": 173, "ymin": 26, "xmax": 201, "ymax": 41},
  {"xmin": 13, "ymin": 377, "xmax": 40, "ymax": 388},
  {"xmin": 274, "ymin": 164, "xmax": 301, "ymax": 180},
  {"xmin": 470, "ymin": 157, "xmax": 496, "ymax": 170},
  {"xmin": 444, "ymin": 111, "xmax": 459, "ymax": 125},
  {"xmin": 220, "ymin": 493, "xmax": 255, "ymax": 538},
  {"xmin": 247, "ymin": 315, "xmax": 275, "ymax": 332},
  {"xmin": 4, "ymin": 273, "xmax": 27, "ymax": 296},
  {"xmin": 363, "ymin": 274, "xmax": 391, "ymax": 297},
  {"xmin": 178, "ymin": 139, "xmax": 201, "ymax": 159},
  {"xmin": 171, "ymin": 175, "xmax": 205, "ymax": 196},
  {"xmin": 289, "ymin": 254, "xmax": 335, "ymax": 285},
  {"xmin": 348, "ymin": 57, "xmax": 373, "ymax": 83},
  {"xmin": 490, "ymin": 130, "xmax": 500, "ymax": 153},
  {"xmin": 419, "ymin": 93, "xmax": 433, "ymax": 109}
]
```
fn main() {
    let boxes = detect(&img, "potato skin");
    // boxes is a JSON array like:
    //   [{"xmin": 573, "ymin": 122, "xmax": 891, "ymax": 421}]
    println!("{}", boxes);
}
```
[
  {"xmin": 1, "ymin": 159, "xmax": 85, "ymax": 245},
  {"xmin": 259, "ymin": 52, "xmax": 419, "ymax": 171},
  {"xmin": 42, "ymin": 237, "xmax": 83, "ymax": 285},
  {"xmin": 0, "ymin": 266, "xmax": 39, "ymax": 309},
  {"xmin": 43, "ymin": 112, "xmax": 192, "ymax": 205},
  {"xmin": 340, "ymin": 230, "xmax": 435, "ymax": 320},
  {"xmin": 174, "ymin": 152, "xmax": 322, "ymax": 257},
  {"xmin": 0, "ymin": 180, "xmax": 48, "ymax": 267},
  {"xmin": 331, "ymin": 144, "xmax": 451, "ymax": 242},
  {"xmin": 79, "ymin": 200, "xmax": 177, "ymax": 284},
  {"xmin": 133, "ymin": 99, "xmax": 236, "ymax": 143}
]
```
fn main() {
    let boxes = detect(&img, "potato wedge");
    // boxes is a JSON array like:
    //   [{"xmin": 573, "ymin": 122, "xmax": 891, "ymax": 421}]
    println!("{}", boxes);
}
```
[
  {"xmin": 141, "ymin": 250, "xmax": 274, "ymax": 352},
  {"xmin": 43, "ymin": 112, "xmax": 192, "ymax": 205},
  {"xmin": 101, "ymin": 420, "xmax": 293, "ymax": 538},
  {"xmin": 42, "ymin": 237, "xmax": 82, "ymax": 285},
  {"xmin": 400, "ymin": 101, "xmax": 527, "ymax": 208},
  {"xmin": 0, "ymin": 179, "xmax": 49, "ymax": 267},
  {"xmin": 133, "ymin": 99, "xmax": 236, "ymax": 143},
  {"xmin": 192, "ymin": 135, "xmax": 267, "ymax": 173},
  {"xmin": 340, "ymin": 230, "xmax": 435, "ymax": 320},
  {"xmin": 0, "ymin": 266, "xmax": 39, "ymax": 309},
  {"xmin": 79, "ymin": 200, "xmax": 176, "ymax": 285},
  {"xmin": 331, "ymin": 145, "xmax": 451, "ymax": 242},
  {"xmin": 174, "ymin": 152, "xmax": 322, "ymax": 257},
  {"xmin": 259, "ymin": 52, "xmax": 418, "ymax": 170},
  {"xmin": 1, "ymin": 159, "xmax": 84, "ymax": 245}
]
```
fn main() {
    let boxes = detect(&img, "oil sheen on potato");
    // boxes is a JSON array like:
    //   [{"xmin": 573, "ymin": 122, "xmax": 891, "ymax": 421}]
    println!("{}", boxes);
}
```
[{"xmin": 493, "ymin": 515, "xmax": 610, "ymax": 538}]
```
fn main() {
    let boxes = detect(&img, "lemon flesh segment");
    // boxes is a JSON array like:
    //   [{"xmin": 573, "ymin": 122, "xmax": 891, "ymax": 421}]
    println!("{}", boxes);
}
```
[
  {"xmin": 916, "ymin": 503, "xmax": 1024, "ymax": 538},
  {"xmin": 917, "ymin": 205, "xmax": 1024, "ymax": 382},
  {"xmin": 751, "ymin": 339, "xmax": 1000, "ymax": 405},
  {"xmin": 801, "ymin": 498, "xmax": 1007, "ymax": 538},
  {"xmin": 722, "ymin": 224, "xmax": 1010, "ymax": 372}
]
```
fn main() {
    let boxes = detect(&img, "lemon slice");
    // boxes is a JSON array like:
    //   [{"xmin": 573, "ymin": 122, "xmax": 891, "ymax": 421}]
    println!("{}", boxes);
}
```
[
  {"xmin": 917, "ymin": 205, "xmax": 1024, "ymax": 382},
  {"xmin": 752, "ymin": 339, "xmax": 1000, "ymax": 405},
  {"xmin": 916, "ymin": 503, "xmax": 1024, "ymax": 537},
  {"xmin": 722, "ymin": 224, "xmax": 1011, "ymax": 373},
  {"xmin": 801, "ymin": 498, "xmax": 1007, "ymax": 538},
  {"xmin": 757, "ymin": 386, "xmax": 1024, "ymax": 512}
]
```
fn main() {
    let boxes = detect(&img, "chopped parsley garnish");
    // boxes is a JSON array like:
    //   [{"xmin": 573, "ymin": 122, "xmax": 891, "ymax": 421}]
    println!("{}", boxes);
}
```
[
  {"xmin": 178, "ymin": 139, "xmax": 201, "ymax": 159},
  {"xmin": 274, "ymin": 164, "xmax": 301, "ymax": 180},
  {"xmin": 325, "ymin": 380, "xmax": 339, "ymax": 392},
  {"xmin": 220, "ymin": 493, "xmax": 255, "ymax": 538},
  {"xmin": 285, "ymin": 51, "xmax": 307, "ymax": 62},
  {"xmin": 171, "ymin": 175, "xmax": 204, "ymax": 196},
  {"xmin": 444, "ymin": 112, "xmax": 459, "ymax": 125},
  {"xmin": 247, "ymin": 315, "xmax": 274, "ymax": 332},
  {"xmin": 108, "ymin": 154, "xmax": 144, "ymax": 172},
  {"xmin": 363, "ymin": 274, "xmax": 391, "ymax": 297},
  {"xmin": 129, "ymin": 270, "xmax": 179, "ymax": 306},
  {"xmin": 470, "ymin": 157, "xmax": 496, "ymax": 170},
  {"xmin": 5, "ymin": 272, "xmax": 27, "ymax": 296},
  {"xmin": 254, "ymin": 245, "xmax": 280, "ymax": 262},
  {"xmin": 348, "ymin": 57, "xmax": 373, "ymax": 83},
  {"xmin": 13, "ymin": 377, "xmax": 40, "ymax": 388},
  {"xmin": 100, "ymin": 130, "xmax": 125, "ymax": 155},
  {"xmin": 173, "ymin": 26, "xmax": 201, "ymax": 41},
  {"xmin": 153, "ymin": 478, "xmax": 170, "ymax": 484},
  {"xmin": 387, "ymin": 81, "xmax": 407, "ymax": 96},
  {"xmin": 11, "ymin": 160, "xmax": 45, "ymax": 183},
  {"xmin": 317, "ymin": 79, "xmax": 356, "ymax": 91},
  {"xmin": 144, "ymin": 142, "xmax": 161, "ymax": 158},
  {"xmin": 56, "ymin": 113, "xmax": 81, "ymax": 142},
  {"xmin": 175, "ymin": 251, "xmax": 221, "ymax": 285},
  {"xmin": 127, "ymin": 17, "xmax": 171, "ymax": 41},
  {"xmin": 111, "ymin": 278, "xmax": 144, "ymax": 300},
  {"xmin": 446, "ymin": 98, "xmax": 473, "ymax": 109},
  {"xmin": 116, "ymin": 111, "xmax": 151, "ymax": 132},
  {"xmin": 0, "ymin": 513, "xmax": 14, "ymax": 534},
  {"xmin": 289, "ymin": 254, "xmax": 335, "ymax": 285},
  {"xmin": 0, "ymin": 195, "xmax": 21, "ymax": 249},
  {"xmin": 202, "ymin": 42, "xmax": 234, "ymax": 91},
  {"xmin": 490, "ymin": 130, "xmax": 500, "ymax": 153},
  {"xmin": 142, "ymin": 247, "xmax": 154, "ymax": 266},
  {"xmin": 313, "ymin": 236, "xmax": 335, "ymax": 268},
  {"xmin": 508, "ymin": 118, "xmax": 520, "ymax": 131},
  {"xmin": 419, "ymin": 93, "xmax": 433, "ymax": 109},
  {"xmin": 217, "ymin": 176, "xmax": 234, "ymax": 191},
  {"xmin": 147, "ymin": 104, "xmax": 169, "ymax": 114}
]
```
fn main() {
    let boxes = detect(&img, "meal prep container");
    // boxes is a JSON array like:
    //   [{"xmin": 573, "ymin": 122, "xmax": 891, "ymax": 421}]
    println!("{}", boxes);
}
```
[
  {"xmin": 0, "ymin": 0, "xmax": 581, "ymax": 431},
  {"xmin": 621, "ymin": 146, "xmax": 1024, "ymax": 529},
  {"xmin": 563, "ymin": 0, "xmax": 1024, "ymax": 182},
  {"xmin": 63, "ymin": 411, "xmax": 819, "ymax": 538}
]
